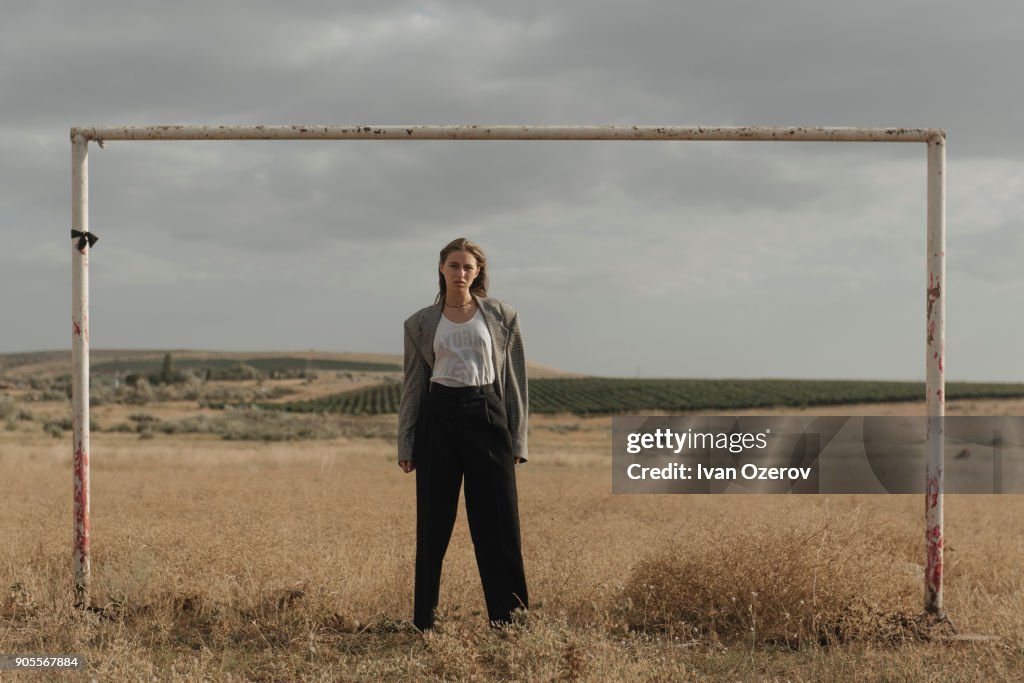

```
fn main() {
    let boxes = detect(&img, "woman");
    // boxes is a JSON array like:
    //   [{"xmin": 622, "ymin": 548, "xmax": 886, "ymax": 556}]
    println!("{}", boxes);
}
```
[{"xmin": 398, "ymin": 237, "xmax": 529, "ymax": 631}]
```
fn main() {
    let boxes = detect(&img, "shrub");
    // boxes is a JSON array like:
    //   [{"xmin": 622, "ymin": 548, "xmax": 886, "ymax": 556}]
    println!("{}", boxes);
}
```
[
  {"xmin": 0, "ymin": 396, "xmax": 24, "ymax": 421},
  {"xmin": 208, "ymin": 363, "xmax": 263, "ymax": 381},
  {"xmin": 621, "ymin": 508, "xmax": 924, "ymax": 646}
]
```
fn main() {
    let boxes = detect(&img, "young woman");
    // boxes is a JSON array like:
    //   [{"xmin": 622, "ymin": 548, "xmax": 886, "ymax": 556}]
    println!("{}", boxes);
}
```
[{"xmin": 398, "ymin": 237, "xmax": 529, "ymax": 630}]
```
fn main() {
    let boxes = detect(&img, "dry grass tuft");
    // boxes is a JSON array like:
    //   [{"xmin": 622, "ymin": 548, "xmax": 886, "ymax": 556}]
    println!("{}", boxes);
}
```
[
  {"xmin": 419, "ymin": 610, "xmax": 610, "ymax": 681},
  {"xmin": 622, "ymin": 507, "xmax": 924, "ymax": 646}
]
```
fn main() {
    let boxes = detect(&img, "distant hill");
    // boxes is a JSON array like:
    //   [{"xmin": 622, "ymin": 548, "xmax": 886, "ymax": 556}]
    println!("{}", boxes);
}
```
[{"xmin": 0, "ymin": 349, "xmax": 583, "ymax": 380}]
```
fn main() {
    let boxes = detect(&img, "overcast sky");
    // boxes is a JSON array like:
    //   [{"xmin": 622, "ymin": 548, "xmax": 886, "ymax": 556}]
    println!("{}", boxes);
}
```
[{"xmin": 3, "ymin": 1, "xmax": 1022, "ymax": 380}]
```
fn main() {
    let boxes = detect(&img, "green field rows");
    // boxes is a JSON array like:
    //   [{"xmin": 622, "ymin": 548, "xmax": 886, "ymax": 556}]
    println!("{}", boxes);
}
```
[{"xmin": 257, "ymin": 378, "xmax": 1024, "ymax": 416}]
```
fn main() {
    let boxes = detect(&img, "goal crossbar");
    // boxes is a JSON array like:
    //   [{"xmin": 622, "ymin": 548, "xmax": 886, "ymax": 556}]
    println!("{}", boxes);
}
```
[{"xmin": 72, "ymin": 124, "xmax": 942, "ymax": 143}]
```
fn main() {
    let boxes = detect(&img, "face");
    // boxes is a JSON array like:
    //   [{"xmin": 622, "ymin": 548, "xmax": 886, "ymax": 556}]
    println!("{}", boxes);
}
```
[{"xmin": 439, "ymin": 249, "xmax": 480, "ymax": 295}]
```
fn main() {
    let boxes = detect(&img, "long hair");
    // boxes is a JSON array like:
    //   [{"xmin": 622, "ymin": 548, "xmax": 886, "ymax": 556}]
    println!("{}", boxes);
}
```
[{"xmin": 435, "ymin": 237, "xmax": 488, "ymax": 305}]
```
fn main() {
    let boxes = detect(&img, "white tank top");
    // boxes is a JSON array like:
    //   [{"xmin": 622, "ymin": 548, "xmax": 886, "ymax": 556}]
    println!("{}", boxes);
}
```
[{"xmin": 431, "ymin": 308, "xmax": 496, "ymax": 387}]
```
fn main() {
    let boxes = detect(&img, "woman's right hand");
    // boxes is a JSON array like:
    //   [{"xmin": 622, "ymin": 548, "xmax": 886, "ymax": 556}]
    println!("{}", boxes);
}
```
[{"xmin": 399, "ymin": 460, "xmax": 415, "ymax": 473}]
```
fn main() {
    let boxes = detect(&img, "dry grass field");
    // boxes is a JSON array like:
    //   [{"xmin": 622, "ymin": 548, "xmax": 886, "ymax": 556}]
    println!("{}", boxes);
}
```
[{"xmin": 2, "ymin": 391, "xmax": 1024, "ymax": 681}]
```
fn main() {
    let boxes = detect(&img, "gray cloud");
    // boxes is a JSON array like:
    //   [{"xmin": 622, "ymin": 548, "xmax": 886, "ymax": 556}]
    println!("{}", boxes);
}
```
[{"xmin": 2, "ymin": 1, "xmax": 1023, "ymax": 381}]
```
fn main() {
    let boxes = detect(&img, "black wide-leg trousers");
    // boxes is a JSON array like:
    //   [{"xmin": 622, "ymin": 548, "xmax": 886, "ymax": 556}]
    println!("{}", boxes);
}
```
[{"xmin": 413, "ymin": 383, "xmax": 529, "ymax": 630}]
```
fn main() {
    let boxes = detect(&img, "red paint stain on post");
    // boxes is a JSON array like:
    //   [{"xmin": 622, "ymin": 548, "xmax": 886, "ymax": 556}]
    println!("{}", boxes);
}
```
[
  {"xmin": 925, "ymin": 476, "xmax": 943, "ymax": 597},
  {"xmin": 926, "ymin": 275, "xmax": 941, "ymax": 322},
  {"xmin": 73, "ymin": 446, "xmax": 91, "ymax": 539},
  {"xmin": 926, "ymin": 530, "xmax": 943, "ymax": 590},
  {"xmin": 927, "ymin": 475, "xmax": 940, "ymax": 509},
  {"xmin": 73, "ymin": 321, "xmax": 81, "ymax": 337}
]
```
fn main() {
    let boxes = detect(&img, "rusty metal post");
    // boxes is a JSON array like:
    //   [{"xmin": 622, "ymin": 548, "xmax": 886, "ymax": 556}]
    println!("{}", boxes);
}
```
[
  {"xmin": 925, "ymin": 132, "xmax": 946, "ymax": 616},
  {"xmin": 71, "ymin": 133, "xmax": 91, "ymax": 607}
]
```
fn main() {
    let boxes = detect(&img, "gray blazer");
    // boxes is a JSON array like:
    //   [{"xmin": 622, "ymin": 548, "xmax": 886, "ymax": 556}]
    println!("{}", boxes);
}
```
[{"xmin": 398, "ymin": 294, "xmax": 529, "ymax": 464}]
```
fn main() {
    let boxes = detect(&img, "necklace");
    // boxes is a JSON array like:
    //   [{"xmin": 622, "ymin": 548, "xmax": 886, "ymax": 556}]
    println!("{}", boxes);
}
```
[{"xmin": 445, "ymin": 299, "xmax": 474, "ymax": 308}]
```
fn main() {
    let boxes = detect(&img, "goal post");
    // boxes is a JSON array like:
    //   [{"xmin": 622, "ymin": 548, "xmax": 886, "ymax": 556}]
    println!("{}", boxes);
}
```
[{"xmin": 68, "ymin": 124, "xmax": 947, "ymax": 615}]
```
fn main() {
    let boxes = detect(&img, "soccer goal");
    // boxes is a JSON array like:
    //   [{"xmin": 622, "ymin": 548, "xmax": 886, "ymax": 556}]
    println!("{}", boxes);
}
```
[{"xmin": 68, "ymin": 124, "xmax": 947, "ymax": 615}]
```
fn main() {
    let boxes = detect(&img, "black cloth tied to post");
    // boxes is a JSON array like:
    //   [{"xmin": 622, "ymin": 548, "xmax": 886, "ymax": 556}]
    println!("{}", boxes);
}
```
[{"xmin": 71, "ymin": 229, "xmax": 98, "ymax": 251}]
